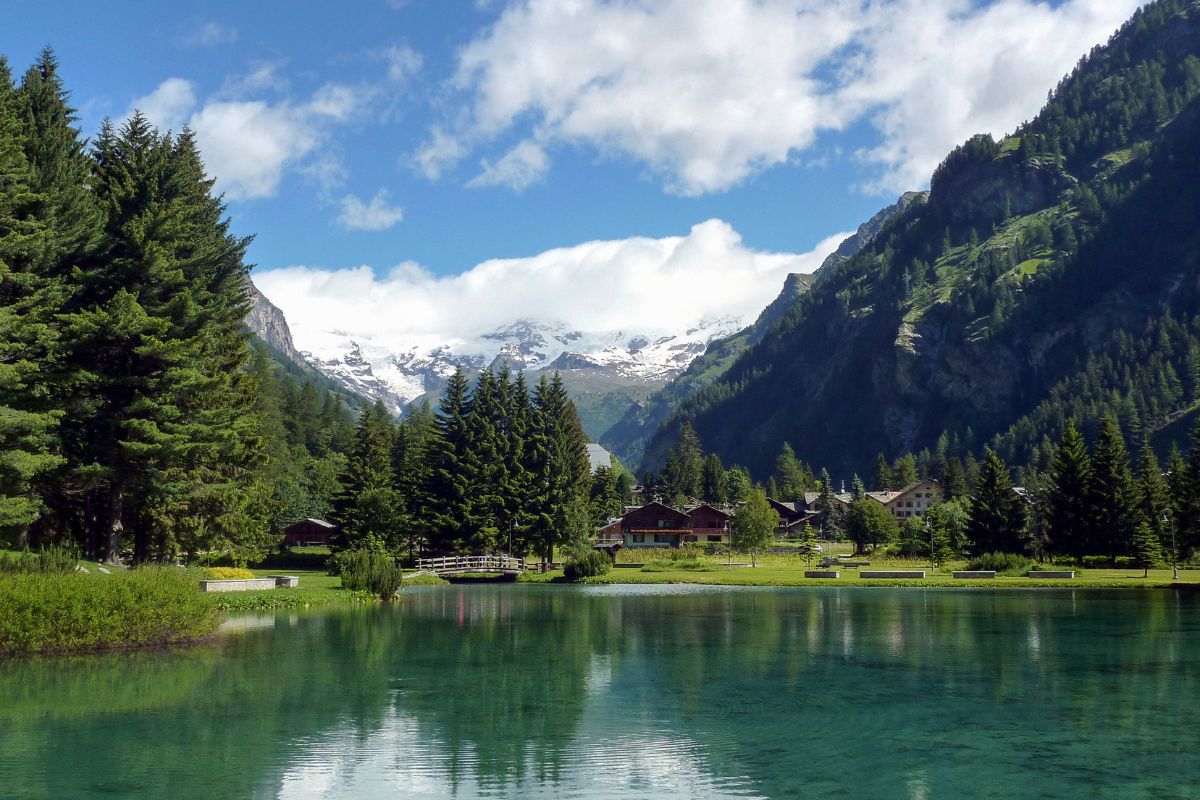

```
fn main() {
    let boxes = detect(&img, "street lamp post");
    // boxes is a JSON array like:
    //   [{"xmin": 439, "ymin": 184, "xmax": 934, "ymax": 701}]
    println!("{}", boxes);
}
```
[{"xmin": 930, "ymin": 522, "xmax": 936, "ymax": 574}]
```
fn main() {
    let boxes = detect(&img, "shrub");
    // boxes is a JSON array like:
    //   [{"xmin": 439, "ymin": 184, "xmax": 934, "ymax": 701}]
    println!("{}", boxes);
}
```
[
  {"xmin": 0, "ymin": 544, "xmax": 80, "ymax": 574},
  {"xmin": 336, "ymin": 550, "xmax": 402, "ymax": 599},
  {"xmin": 0, "ymin": 569, "xmax": 221, "ymax": 656},
  {"xmin": 966, "ymin": 552, "xmax": 1036, "ymax": 576},
  {"xmin": 204, "ymin": 567, "xmax": 257, "ymax": 580},
  {"xmin": 564, "ymin": 549, "xmax": 611, "ymax": 581}
]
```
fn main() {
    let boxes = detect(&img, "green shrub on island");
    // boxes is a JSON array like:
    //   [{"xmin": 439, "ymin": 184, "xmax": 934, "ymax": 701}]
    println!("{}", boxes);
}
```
[
  {"xmin": 335, "ymin": 550, "xmax": 402, "ymax": 599},
  {"xmin": 0, "ymin": 545, "xmax": 81, "ymax": 574},
  {"xmin": 966, "ymin": 552, "xmax": 1036, "ymax": 576},
  {"xmin": 564, "ymin": 549, "xmax": 611, "ymax": 581},
  {"xmin": 0, "ymin": 569, "xmax": 221, "ymax": 656}
]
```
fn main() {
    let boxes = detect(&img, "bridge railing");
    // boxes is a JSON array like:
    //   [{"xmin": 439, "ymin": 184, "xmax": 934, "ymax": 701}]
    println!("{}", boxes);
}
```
[{"xmin": 416, "ymin": 555, "xmax": 527, "ymax": 573}]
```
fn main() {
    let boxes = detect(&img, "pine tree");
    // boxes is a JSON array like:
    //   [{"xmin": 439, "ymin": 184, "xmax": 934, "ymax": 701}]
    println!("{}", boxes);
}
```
[
  {"xmin": 701, "ymin": 452, "xmax": 727, "ymax": 505},
  {"xmin": 966, "ymin": 447, "xmax": 1026, "ymax": 556},
  {"xmin": 0, "ymin": 57, "xmax": 62, "ymax": 543},
  {"xmin": 393, "ymin": 400, "xmax": 436, "ymax": 559},
  {"xmin": 671, "ymin": 422, "xmax": 703, "ymax": 500},
  {"xmin": 774, "ymin": 442, "xmax": 804, "ymax": 498},
  {"xmin": 332, "ymin": 401, "xmax": 398, "ymax": 552},
  {"xmin": 1136, "ymin": 441, "xmax": 1172, "ymax": 557},
  {"xmin": 891, "ymin": 454, "xmax": 918, "ymax": 488},
  {"xmin": 1130, "ymin": 519, "xmax": 1162, "ymax": 577},
  {"xmin": 1087, "ymin": 414, "xmax": 1144, "ymax": 559},
  {"xmin": 815, "ymin": 468, "xmax": 841, "ymax": 539},
  {"xmin": 423, "ymin": 369, "xmax": 475, "ymax": 554},
  {"xmin": 942, "ymin": 456, "xmax": 968, "ymax": 501},
  {"xmin": 1177, "ymin": 419, "xmax": 1200, "ymax": 560},
  {"xmin": 872, "ymin": 453, "xmax": 891, "ymax": 491},
  {"xmin": 464, "ymin": 369, "xmax": 504, "ymax": 552},
  {"xmin": 527, "ymin": 374, "xmax": 590, "ymax": 564},
  {"xmin": 850, "ymin": 474, "xmax": 866, "ymax": 501},
  {"xmin": 1165, "ymin": 443, "xmax": 1187, "ymax": 569},
  {"xmin": 1046, "ymin": 419, "xmax": 1093, "ymax": 561}
]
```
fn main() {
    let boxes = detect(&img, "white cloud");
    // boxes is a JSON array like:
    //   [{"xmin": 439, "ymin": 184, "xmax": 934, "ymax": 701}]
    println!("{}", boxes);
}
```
[
  {"xmin": 379, "ymin": 44, "xmax": 423, "ymax": 84},
  {"xmin": 414, "ymin": 126, "xmax": 469, "ymax": 180},
  {"xmin": 429, "ymin": 0, "xmax": 1142, "ymax": 195},
  {"xmin": 183, "ymin": 21, "xmax": 237, "ymax": 47},
  {"xmin": 466, "ymin": 140, "xmax": 548, "ymax": 190},
  {"xmin": 253, "ymin": 219, "xmax": 847, "ymax": 355},
  {"xmin": 131, "ymin": 74, "xmax": 368, "ymax": 200},
  {"xmin": 338, "ymin": 190, "xmax": 405, "ymax": 231},
  {"xmin": 130, "ymin": 78, "xmax": 197, "ymax": 133}
]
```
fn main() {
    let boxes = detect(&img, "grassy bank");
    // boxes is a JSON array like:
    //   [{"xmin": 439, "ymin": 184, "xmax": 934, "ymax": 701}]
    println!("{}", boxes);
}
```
[
  {"xmin": 519, "ymin": 550, "xmax": 1199, "ymax": 589},
  {"xmin": 0, "ymin": 569, "xmax": 222, "ymax": 656}
]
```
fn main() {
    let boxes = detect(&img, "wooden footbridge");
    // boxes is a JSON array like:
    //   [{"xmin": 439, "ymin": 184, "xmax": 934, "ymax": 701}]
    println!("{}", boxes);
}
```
[{"xmin": 416, "ymin": 555, "xmax": 527, "ymax": 576}]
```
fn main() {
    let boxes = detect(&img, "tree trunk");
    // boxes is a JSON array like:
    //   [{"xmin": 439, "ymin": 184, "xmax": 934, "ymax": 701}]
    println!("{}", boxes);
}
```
[{"xmin": 104, "ymin": 485, "xmax": 124, "ymax": 565}]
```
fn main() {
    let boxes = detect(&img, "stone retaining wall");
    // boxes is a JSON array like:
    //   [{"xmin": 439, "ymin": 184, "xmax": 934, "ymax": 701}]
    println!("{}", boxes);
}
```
[
  {"xmin": 860, "ymin": 570, "xmax": 926, "ymax": 579},
  {"xmin": 199, "ymin": 578, "xmax": 278, "ymax": 592},
  {"xmin": 805, "ymin": 570, "xmax": 840, "ymax": 578},
  {"xmin": 953, "ymin": 570, "xmax": 997, "ymax": 579},
  {"xmin": 1028, "ymin": 570, "xmax": 1075, "ymax": 579}
]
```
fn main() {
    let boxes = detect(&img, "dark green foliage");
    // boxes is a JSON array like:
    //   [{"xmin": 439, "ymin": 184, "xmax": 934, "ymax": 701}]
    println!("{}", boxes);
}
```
[
  {"xmin": 332, "ymin": 402, "xmax": 399, "ymax": 552},
  {"xmin": 1046, "ymin": 421, "xmax": 1093, "ymax": 559},
  {"xmin": 845, "ymin": 497, "xmax": 898, "ymax": 554},
  {"xmin": 1087, "ymin": 415, "xmax": 1144, "ymax": 558},
  {"xmin": 1130, "ymin": 520, "xmax": 1162, "ymax": 577},
  {"xmin": 814, "ymin": 468, "xmax": 841, "ymax": 538},
  {"xmin": 965, "ymin": 552, "xmax": 1036, "ymax": 576},
  {"xmin": 700, "ymin": 452, "xmax": 727, "ymax": 505},
  {"xmin": 967, "ymin": 448, "xmax": 1026, "ymax": 556},
  {"xmin": 563, "ymin": 548, "xmax": 610, "ymax": 581},
  {"xmin": 871, "ymin": 453, "xmax": 891, "ymax": 491},
  {"xmin": 335, "ymin": 549, "xmax": 403, "ymax": 599},
  {"xmin": 0, "ymin": 568, "xmax": 221, "ymax": 655}
]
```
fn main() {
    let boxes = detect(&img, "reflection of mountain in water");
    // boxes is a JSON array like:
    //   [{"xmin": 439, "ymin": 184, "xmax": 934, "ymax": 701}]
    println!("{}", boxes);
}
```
[{"xmin": 1, "ymin": 588, "xmax": 1196, "ymax": 798}]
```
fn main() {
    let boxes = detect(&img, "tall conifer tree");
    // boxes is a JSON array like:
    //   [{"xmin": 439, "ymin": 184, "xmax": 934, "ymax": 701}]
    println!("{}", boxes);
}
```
[
  {"xmin": 966, "ymin": 447, "xmax": 1026, "ymax": 555},
  {"xmin": 1046, "ymin": 419, "xmax": 1093, "ymax": 560},
  {"xmin": 1087, "ymin": 414, "xmax": 1144, "ymax": 559}
]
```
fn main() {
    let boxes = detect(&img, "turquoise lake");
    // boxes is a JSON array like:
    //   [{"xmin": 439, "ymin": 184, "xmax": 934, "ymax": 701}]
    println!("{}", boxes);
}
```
[{"xmin": 2, "ymin": 585, "xmax": 1198, "ymax": 799}]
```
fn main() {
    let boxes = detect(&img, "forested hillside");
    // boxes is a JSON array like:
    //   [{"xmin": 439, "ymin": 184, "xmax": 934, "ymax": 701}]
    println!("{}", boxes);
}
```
[
  {"xmin": 643, "ymin": 0, "xmax": 1200, "ymax": 480},
  {"xmin": 604, "ymin": 192, "xmax": 922, "ymax": 468}
]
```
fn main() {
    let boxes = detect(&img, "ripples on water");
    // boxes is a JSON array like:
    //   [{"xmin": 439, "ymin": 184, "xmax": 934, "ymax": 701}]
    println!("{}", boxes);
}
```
[{"xmin": 1, "ymin": 586, "xmax": 1198, "ymax": 799}]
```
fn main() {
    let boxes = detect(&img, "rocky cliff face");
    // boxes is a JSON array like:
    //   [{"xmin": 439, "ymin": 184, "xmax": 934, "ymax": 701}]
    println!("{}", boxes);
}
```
[{"xmin": 244, "ymin": 281, "xmax": 301, "ymax": 363}]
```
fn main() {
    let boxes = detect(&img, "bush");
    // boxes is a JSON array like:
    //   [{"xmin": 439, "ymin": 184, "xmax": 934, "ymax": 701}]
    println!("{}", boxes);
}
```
[
  {"xmin": 203, "ymin": 567, "xmax": 257, "ymax": 580},
  {"xmin": 0, "ymin": 569, "xmax": 221, "ymax": 656},
  {"xmin": 0, "ymin": 544, "xmax": 80, "ymax": 574},
  {"xmin": 336, "ymin": 550, "xmax": 402, "ymax": 599},
  {"xmin": 966, "ymin": 552, "xmax": 1036, "ymax": 576},
  {"xmin": 564, "ymin": 549, "xmax": 611, "ymax": 581}
]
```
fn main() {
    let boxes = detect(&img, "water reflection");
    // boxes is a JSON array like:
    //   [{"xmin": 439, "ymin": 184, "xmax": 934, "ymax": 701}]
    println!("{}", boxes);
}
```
[{"xmin": 0, "ymin": 587, "xmax": 1197, "ymax": 799}]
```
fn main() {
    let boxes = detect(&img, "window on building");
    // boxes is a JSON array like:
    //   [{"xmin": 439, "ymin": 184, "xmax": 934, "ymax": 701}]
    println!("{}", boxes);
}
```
[
  {"xmin": 633, "ymin": 534, "xmax": 645, "ymax": 543},
  {"xmin": 906, "ymin": 501, "xmax": 913, "ymax": 507},
  {"xmin": 707, "ymin": 535, "xmax": 721, "ymax": 542}
]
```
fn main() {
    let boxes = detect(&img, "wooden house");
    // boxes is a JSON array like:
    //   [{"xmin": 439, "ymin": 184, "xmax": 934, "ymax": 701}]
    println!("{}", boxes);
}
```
[{"xmin": 282, "ymin": 518, "xmax": 335, "ymax": 547}]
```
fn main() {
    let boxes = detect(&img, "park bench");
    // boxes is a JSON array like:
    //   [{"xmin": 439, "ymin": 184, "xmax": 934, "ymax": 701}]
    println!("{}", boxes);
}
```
[
  {"xmin": 860, "ymin": 570, "xmax": 926, "ymax": 579},
  {"xmin": 805, "ymin": 570, "xmax": 840, "ymax": 578}
]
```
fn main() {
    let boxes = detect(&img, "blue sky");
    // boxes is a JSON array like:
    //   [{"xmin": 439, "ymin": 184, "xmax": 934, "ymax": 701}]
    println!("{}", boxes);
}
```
[{"xmin": 3, "ymin": 0, "xmax": 1141, "ymax": 346}]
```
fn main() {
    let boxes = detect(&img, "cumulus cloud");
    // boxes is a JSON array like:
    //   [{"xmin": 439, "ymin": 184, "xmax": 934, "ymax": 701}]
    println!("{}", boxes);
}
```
[
  {"xmin": 131, "ymin": 74, "xmax": 367, "ymax": 200},
  {"xmin": 426, "ymin": 0, "xmax": 1141, "ymax": 195},
  {"xmin": 467, "ymin": 140, "xmax": 548, "ymax": 190},
  {"xmin": 338, "ymin": 190, "xmax": 405, "ymax": 231},
  {"xmin": 130, "ymin": 78, "xmax": 196, "ymax": 133},
  {"xmin": 252, "ymin": 220, "xmax": 848, "ymax": 355},
  {"xmin": 379, "ymin": 44, "xmax": 423, "ymax": 84}
]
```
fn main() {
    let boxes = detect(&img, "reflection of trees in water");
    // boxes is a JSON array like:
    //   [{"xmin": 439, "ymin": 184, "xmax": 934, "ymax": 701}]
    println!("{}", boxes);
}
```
[
  {"xmin": 0, "ymin": 588, "xmax": 1196, "ymax": 798},
  {"xmin": 389, "ymin": 587, "xmax": 617, "ymax": 792}
]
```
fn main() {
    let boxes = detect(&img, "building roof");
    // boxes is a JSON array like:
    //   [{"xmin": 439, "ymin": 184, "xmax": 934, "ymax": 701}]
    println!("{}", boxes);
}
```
[
  {"xmin": 586, "ymin": 443, "xmax": 614, "ymax": 472},
  {"xmin": 286, "ymin": 518, "xmax": 334, "ymax": 529}
]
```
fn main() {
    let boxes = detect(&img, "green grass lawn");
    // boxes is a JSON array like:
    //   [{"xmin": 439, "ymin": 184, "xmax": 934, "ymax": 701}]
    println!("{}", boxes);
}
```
[{"xmin": 526, "ymin": 549, "xmax": 1199, "ymax": 589}]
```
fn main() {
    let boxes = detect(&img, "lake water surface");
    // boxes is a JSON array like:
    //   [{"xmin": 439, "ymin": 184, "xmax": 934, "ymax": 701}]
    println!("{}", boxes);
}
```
[{"xmin": 2, "ymin": 585, "xmax": 1198, "ymax": 799}]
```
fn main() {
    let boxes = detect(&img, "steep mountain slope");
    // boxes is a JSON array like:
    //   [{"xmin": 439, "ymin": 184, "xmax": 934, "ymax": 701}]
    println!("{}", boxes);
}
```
[
  {"xmin": 643, "ymin": 0, "xmax": 1200, "ymax": 478},
  {"xmin": 603, "ymin": 192, "xmax": 922, "ymax": 468},
  {"xmin": 245, "ymin": 282, "xmax": 300, "ymax": 363}
]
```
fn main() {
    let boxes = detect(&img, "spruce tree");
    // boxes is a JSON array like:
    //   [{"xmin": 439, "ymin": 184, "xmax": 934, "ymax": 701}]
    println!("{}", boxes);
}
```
[
  {"xmin": 527, "ymin": 373, "xmax": 590, "ymax": 564},
  {"xmin": 850, "ymin": 474, "xmax": 866, "ymax": 501},
  {"xmin": 393, "ymin": 400, "xmax": 436, "ymax": 559},
  {"xmin": 332, "ymin": 401, "xmax": 398, "ymax": 552},
  {"xmin": 1130, "ymin": 519, "xmax": 1162, "ymax": 578},
  {"xmin": 815, "ymin": 468, "xmax": 841, "ymax": 539},
  {"xmin": 701, "ymin": 452, "xmax": 727, "ymax": 505},
  {"xmin": 1087, "ymin": 414, "xmax": 1144, "ymax": 559},
  {"xmin": 1136, "ymin": 441, "xmax": 1172, "ymax": 557},
  {"xmin": 1177, "ymin": 419, "xmax": 1200, "ymax": 560},
  {"xmin": 871, "ymin": 453, "xmax": 891, "ymax": 491},
  {"xmin": 672, "ymin": 422, "xmax": 703, "ymax": 500},
  {"xmin": 0, "ymin": 57, "xmax": 62, "ymax": 544},
  {"xmin": 774, "ymin": 443, "xmax": 804, "ymax": 498},
  {"xmin": 423, "ymin": 368, "xmax": 474, "ymax": 554},
  {"xmin": 464, "ymin": 369, "xmax": 504, "ymax": 552},
  {"xmin": 966, "ymin": 447, "xmax": 1026, "ymax": 555},
  {"xmin": 1046, "ymin": 419, "xmax": 1093, "ymax": 561}
]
